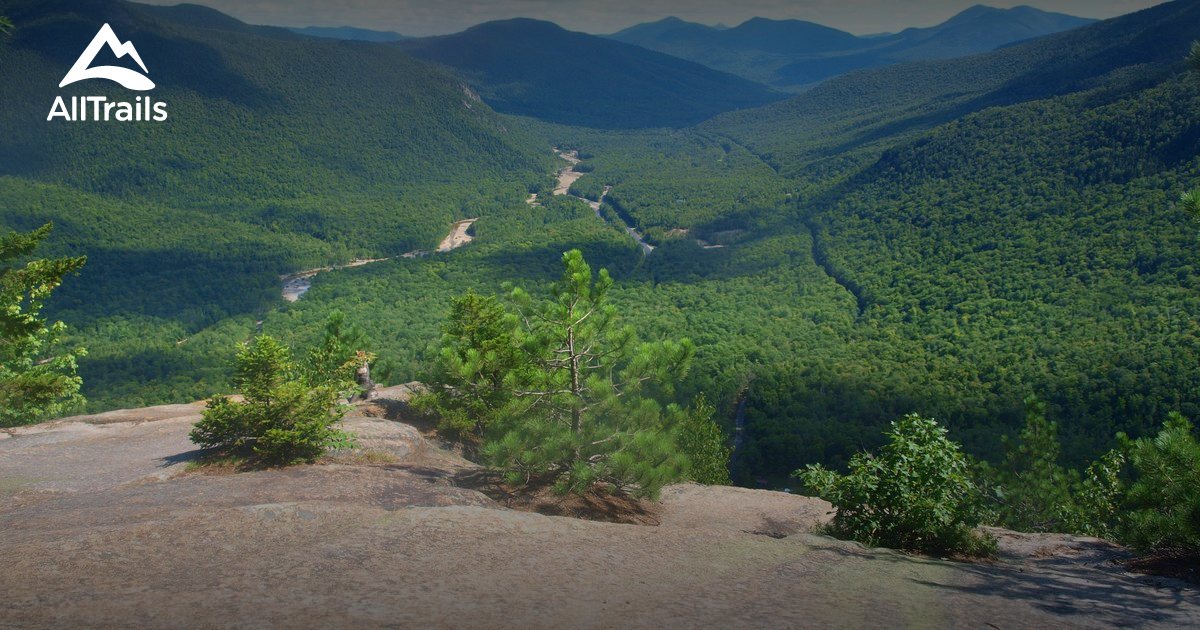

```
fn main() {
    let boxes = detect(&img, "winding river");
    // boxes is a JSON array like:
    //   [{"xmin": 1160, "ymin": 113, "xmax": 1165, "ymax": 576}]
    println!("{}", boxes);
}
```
[
  {"xmin": 281, "ymin": 218, "xmax": 477, "ymax": 301},
  {"xmin": 534, "ymin": 148, "xmax": 655, "ymax": 256}
]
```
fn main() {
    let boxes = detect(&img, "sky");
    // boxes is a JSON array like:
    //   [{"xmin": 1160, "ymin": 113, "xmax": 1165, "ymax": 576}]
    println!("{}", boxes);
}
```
[{"xmin": 138, "ymin": 0, "xmax": 1164, "ymax": 37}]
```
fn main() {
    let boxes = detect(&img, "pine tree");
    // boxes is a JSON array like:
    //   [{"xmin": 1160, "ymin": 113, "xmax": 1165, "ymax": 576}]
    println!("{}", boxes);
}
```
[
  {"xmin": 413, "ymin": 289, "xmax": 525, "ymax": 440},
  {"xmin": 1121, "ymin": 413, "xmax": 1200, "ymax": 557},
  {"xmin": 301, "ymin": 310, "xmax": 373, "ymax": 398},
  {"xmin": 677, "ymin": 394, "xmax": 732, "ymax": 485},
  {"xmin": 989, "ymin": 396, "xmax": 1075, "ymax": 531},
  {"xmin": 190, "ymin": 335, "xmax": 354, "ymax": 464},
  {"xmin": 437, "ymin": 250, "xmax": 695, "ymax": 498},
  {"xmin": 0, "ymin": 224, "xmax": 87, "ymax": 426}
]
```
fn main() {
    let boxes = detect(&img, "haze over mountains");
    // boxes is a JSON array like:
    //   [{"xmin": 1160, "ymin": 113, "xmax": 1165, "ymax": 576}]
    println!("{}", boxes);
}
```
[
  {"xmin": 287, "ymin": 25, "xmax": 408, "ymax": 42},
  {"xmin": 610, "ymin": 5, "xmax": 1096, "ymax": 89}
]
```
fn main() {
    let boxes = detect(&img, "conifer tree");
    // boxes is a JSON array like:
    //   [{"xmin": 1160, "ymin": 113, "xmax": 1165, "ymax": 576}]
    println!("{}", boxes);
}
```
[
  {"xmin": 413, "ymin": 289, "xmax": 525, "ymax": 440},
  {"xmin": 989, "ymin": 396, "xmax": 1075, "ymax": 531},
  {"xmin": 486, "ymin": 250, "xmax": 695, "ymax": 498},
  {"xmin": 0, "ymin": 224, "xmax": 86, "ymax": 426},
  {"xmin": 301, "ymin": 310, "xmax": 373, "ymax": 399},
  {"xmin": 677, "ymin": 394, "xmax": 732, "ymax": 485},
  {"xmin": 1121, "ymin": 413, "xmax": 1200, "ymax": 557},
  {"xmin": 426, "ymin": 250, "xmax": 695, "ymax": 498},
  {"xmin": 190, "ymin": 335, "xmax": 354, "ymax": 464}
]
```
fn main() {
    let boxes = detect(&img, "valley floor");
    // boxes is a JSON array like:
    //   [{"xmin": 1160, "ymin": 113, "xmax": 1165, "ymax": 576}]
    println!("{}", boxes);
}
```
[{"xmin": 1, "ymin": 390, "xmax": 1197, "ymax": 629}]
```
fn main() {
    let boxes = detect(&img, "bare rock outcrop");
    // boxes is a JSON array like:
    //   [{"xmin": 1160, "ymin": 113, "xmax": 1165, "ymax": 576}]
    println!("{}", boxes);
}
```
[{"xmin": 1, "ymin": 391, "xmax": 1197, "ymax": 629}]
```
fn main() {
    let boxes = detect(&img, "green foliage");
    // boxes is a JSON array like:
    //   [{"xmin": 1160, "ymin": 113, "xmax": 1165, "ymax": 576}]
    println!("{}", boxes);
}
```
[
  {"xmin": 425, "ymin": 250, "xmax": 695, "ymax": 498},
  {"xmin": 676, "ymin": 394, "xmax": 732, "ymax": 485},
  {"xmin": 189, "ymin": 335, "xmax": 353, "ymax": 464},
  {"xmin": 1120, "ymin": 412, "xmax": 1200, "ymax": 556},
  {"xmin": 1181, "ymin": 188, "xmax": 1200, "ymax": 220},
  {"xmin": 1188, "ymin": 40, "xmax": 1200, "ymax": 74},
  {"xmin": 0, "ymin": 16, "xmax": 12, "ymax": 35},
  {"xmin": 413, "ymin": 289, "xmax": 524, "ymax": 439},
  {"xmin": 0, "ymin": 223, "xmax": 86, "ymax": 426},
  {"xmin": 1059, "ymin": 448, "xmax": 1126, "ymax": 539},
  {"xmin": 796, "ymin": 414, "xmax": 995, "ymax": 556},
  {"xmin": 986, "ymin": 397, "xmax": 1075, "ymax": 531},
  {"xmin": 300, "ymin": 310, "xmax": 372, "ymax": 395}
]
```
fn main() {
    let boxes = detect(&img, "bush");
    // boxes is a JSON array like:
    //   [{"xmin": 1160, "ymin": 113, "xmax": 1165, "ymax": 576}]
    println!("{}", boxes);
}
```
[
  {"xmin": 412, "ymin": 289, "xmax": 524, "ymax": 441},
  {"xmin": 796, "ymin": 413, "xmax": 995, "ymax": 557},
  {"xmin": 189, "ymin": 335, "xmax": 354, "ymax": 465},
  {"xmin": 981, "ymin": 397, "xmax": 1075, "ymax": 532},
  {"xmin": 1120, "ymin": 412, "xmax": 1200, "ymax": 557},
  {"xmin": 677, "ymin": 394, "xmax": 732, "ymax": 485}
]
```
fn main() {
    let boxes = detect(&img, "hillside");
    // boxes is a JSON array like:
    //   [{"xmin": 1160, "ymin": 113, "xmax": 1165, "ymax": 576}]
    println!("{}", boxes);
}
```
[
  {"xmin": 438, "ymin": 0, "xmax": 1200, "ymax": 481},
  {"xmin": 287, "ymin": 25, "xmax": 409, "ymax": 41},
  {"xmin": 4, "ymin": 0, "xmax": 1200, "ymax": 495},
  {"xmin": 3, "ymin": 390, "xmax": 1196, "ymax": 628},
  {"xmin": 610, "ymin": 5, "xmax": 1094, "ymax": 89},
  {"xmin": 399, "ymin": 18, "xmax": 786, "ymax": 129},
  {"xmin": 0, "ymin": 0, "xmax": 553, "ymax": 409}
]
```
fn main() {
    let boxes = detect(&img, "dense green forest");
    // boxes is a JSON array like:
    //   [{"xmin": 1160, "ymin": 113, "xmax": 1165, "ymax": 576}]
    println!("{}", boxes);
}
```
[
  {"xmin": 0, "ymin": 0, "xmax": 553, "ymax": 408},
  {"xmin": 3, "ymin": 0, "xmax": 1200, "ymax": 492}
]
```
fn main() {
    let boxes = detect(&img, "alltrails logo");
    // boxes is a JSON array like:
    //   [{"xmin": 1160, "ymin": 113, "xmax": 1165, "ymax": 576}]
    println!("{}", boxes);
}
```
[{"xmin": 47, "ymin": 23, "xmax": 168, "ymax": 122}]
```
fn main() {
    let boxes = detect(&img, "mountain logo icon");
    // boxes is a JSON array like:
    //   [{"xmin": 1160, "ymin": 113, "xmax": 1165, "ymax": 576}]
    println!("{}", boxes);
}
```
[{"xmin": 59, "ymin": 23, "xmax": 155, "ymax": 91}]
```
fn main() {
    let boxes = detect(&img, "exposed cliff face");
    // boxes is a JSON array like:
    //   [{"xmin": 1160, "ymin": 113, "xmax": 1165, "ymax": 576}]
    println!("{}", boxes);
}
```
[{"xmin": 1, "ymin": 390, "xmax": 1197, "ymax": 628}]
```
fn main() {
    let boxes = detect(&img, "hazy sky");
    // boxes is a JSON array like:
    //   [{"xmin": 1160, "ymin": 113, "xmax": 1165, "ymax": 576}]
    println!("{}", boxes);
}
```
[{"xmin": 139, "ymin": 0, "xmax": 1164, "ymax": 36}]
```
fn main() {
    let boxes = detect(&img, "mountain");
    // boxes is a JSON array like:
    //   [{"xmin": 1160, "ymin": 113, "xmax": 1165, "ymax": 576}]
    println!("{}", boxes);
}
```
[
  {"xmin": 399, "ymin": 18, "xmax": 786, "ymax": 129},
  {"xmin": 606, "ymin": 16, "xmax": 714, "ymax": 43},
  {"xmin": 694, "ymin": 0, "xmax": 1200, "ymax": 473},
  {"xmin": 610, "ymin": 5, "xmax": 1095, "ymax": 89},
  {"xmin": 0, "ymin": 0, "xmax": 552, "ymax": 407},
  {"xmin": 288, "ymin": 25, "xmax": 409, "ymax": 42}
]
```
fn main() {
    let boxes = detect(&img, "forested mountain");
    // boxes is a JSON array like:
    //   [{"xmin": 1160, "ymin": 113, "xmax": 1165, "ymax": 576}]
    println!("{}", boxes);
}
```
[
  {"xmin": 287, "ymin": 26, "xmax": 409, "ymax": 42},
  {"xmin": 692, "ymin": 0, "xmax": 1200, "ymax": 478},
  {"xmin": 0, "ymin": 0, "xmax": 552, "ymax": 407},
  {"xmin": 456, "ymin": 0, "xmax": 1200, "ymax": 483},
  {"xmin": 398, "ymin": 18, "xmax": 786, "ymax": 129},
  {"xmin": 609, "ymin": 5, "xmax": 1094, "ymax": 89},
  {"xmin": 3, "ymin": 0, "xmax": 1199, "ymax": 494}
]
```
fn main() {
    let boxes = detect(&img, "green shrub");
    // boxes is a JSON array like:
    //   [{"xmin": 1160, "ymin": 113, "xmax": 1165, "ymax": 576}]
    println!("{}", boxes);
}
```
[
  {"xmin": 1058, "ymin": 448, "xmax": 1126, "ymax": 539},
  {"xmin": 983, "ymin": 397, "xmax": 1075, "ymax": 532},
  {"xmin": 413, "ymin": 289, "xmax": 524, "ymax": 441},
  {"xmin": 677, "ymin": 394, "xmax": 732, "ymax": 485},
  {"xmin": 189, "ymin": 335, "xmax": 354, "ymax": 465},
  {"xmin": 1120, "ymin": 413, "xmax": 1200, "ymax": 557},
  {"xmin": 796, "ymin": 413, "xmax": 995, "ymax": 557}
]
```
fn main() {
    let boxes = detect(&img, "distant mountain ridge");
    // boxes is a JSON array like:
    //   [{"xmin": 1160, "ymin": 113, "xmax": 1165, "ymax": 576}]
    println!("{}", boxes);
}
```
[
  {"xmin": 610, "ymin": 5, "xmax": 1096, "ymax": 89},
  {"xmin": 288, "ymin": 26, "xmax": 409, "ymax": 42},
  {"xmin": 399, "ymin": 18, "xmax": 786, "ymax": 129}
]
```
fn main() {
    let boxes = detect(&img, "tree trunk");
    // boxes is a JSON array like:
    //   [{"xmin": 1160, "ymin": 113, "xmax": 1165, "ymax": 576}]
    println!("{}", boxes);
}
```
[{"xmin": 567, "ymin": 325, "xmax": 582, "ymax": 464}]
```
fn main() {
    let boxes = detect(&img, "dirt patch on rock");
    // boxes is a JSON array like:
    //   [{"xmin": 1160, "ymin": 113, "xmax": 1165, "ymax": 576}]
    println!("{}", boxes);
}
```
[{"xmin": 453, "ymin": 470, "xmax": 662, "ymax": 526}]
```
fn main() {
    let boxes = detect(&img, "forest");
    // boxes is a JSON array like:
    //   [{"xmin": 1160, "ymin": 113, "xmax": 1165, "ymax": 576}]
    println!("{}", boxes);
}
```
[{"xmin": 2, "ymin": 0, "xmax": 1200, "ymax": 495}]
